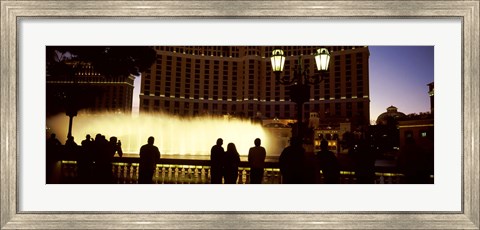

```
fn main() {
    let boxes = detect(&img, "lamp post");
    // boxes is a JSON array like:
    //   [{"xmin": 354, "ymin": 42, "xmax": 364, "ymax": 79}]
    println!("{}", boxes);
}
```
[
  {"xmin": 270, "ymin": 48, "xmax": 331, "ymax": 142},
  {"xmin": 66, "ymin": 103, "xmax": 77, "ymax": 138}
]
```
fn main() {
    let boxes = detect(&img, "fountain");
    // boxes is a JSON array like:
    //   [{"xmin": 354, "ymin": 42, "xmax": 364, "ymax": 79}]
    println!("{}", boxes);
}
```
[{"xmin": 46, "ymin": 111, "xmax": 287, "ymax": 157}]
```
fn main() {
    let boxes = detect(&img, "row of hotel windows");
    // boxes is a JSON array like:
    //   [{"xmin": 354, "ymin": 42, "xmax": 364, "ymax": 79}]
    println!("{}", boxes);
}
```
[
  {"xmin": 141, "ymin": 93, "xmax": 365, "ymax": 102},
  {"xmin": 143, "ymin": 54, "xmax": 366, "ymax": 97},
  {"xmin": 96, "ymin": 85, "xmax": 132, "ymax": 110},
  {"xmin": 143, "ymin": 81, "xmax": 366, "ymax": 100},
  {"xmin": 154, "ymin": 46, "xmax": 365, "ymax": 58},
  {"xmin": 149, "ymin": 53, "xmax": 363, "ymax": 77},
  {"xmin": 142, "ymin": 87, "xmax": 366, "ymax": 101},
  {"xmin": 141, "ymin": 99, "xmax": 366, "ymax": 118}
]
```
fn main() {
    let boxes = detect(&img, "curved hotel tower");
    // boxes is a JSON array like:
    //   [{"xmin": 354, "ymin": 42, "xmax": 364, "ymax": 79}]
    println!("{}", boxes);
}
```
[{"xmin": 140, "ymin": 46, "xmax": 370, "ymax": 126}]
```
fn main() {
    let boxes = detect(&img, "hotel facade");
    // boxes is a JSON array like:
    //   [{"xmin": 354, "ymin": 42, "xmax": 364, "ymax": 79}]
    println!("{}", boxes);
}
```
[
  {"xmin": 140, "ymin": 46, "xmax": 370, "ymax": 126},
  {"xmin": 46, "ymin": 62, "xmax": 135, "ymax": 115}
]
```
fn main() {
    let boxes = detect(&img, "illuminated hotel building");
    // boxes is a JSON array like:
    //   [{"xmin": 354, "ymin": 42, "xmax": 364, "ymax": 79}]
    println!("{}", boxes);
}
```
[
  {"xmin": 140, "ymin": 46, "xmax": 370, "ymax": 125},
  {"xmin": 46, "ymin": 62, "xmax": 135, "ymax": 115}
]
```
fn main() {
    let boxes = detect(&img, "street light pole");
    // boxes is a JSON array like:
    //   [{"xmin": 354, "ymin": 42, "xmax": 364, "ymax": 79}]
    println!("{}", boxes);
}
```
[{"xmin": 270, "ymin": 48, "xmax": 331, "ymax": 142}]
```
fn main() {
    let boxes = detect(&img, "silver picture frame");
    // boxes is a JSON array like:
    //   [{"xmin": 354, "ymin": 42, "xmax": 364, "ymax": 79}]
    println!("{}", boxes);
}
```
[{"xmin": 1, "ymin": 1, "xmax": 479, "ymax": 229}]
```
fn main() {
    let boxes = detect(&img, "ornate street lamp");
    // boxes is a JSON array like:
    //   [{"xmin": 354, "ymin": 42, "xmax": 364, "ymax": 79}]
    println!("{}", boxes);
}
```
[{"xmin": 270, "ymin": 47, "xmax": 331, "ymax": 142}]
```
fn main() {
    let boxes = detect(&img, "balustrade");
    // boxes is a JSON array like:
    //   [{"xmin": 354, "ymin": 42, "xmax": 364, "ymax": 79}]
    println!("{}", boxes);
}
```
[{"xmin": 58, "ymin": 156, "xmax": 405, "ymax": 184}]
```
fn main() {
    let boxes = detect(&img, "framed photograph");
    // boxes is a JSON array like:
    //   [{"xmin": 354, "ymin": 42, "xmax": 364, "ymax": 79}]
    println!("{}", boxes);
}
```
[{"xmin": 1, "ymin": 0, "xmax": 478, "ymax": 229}]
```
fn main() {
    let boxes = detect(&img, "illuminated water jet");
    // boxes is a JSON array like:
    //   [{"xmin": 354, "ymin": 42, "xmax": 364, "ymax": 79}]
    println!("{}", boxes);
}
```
[{"xmin": 46, "ymin": 112, "xmax": 288, "ymax": 156}]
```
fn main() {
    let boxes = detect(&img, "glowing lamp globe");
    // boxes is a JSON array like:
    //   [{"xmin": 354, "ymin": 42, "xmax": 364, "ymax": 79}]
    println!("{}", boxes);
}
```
[
  {"xmin": 271, "ymin": 49, "xmax": 286, "ymax": 72},
  {"xmin": 314, "ymin": 48, "xmax": 331, "ymax": 71}
]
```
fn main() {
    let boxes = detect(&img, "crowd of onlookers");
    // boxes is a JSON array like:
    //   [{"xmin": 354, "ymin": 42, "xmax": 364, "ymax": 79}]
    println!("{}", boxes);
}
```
[
  {"xmin": 46, "ymin": 131, "xmax": 431, "ymax": 184},
  {"xmin": 46, "ymin": 133, "xmax": 122, "ymax": 183},
  {"xmin": 44, "ymin": 132, "xmax": 369, "ymax": 184},
  {"xmin": 210, "ymin": 136, "xmax": 343, "ymax": 184}
]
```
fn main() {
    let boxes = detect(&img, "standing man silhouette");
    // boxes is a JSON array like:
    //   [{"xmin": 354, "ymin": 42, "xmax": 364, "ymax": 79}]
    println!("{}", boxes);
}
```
[
  {"xmin": 248, "ymin": 138, "xmax": 266, "ymax": 184},
  {"xmin": 210, "ymin": 138, "xmax": 225, "ymax": 184},
  {"xmin": 279, "ymin": 137, "xmax": 306, "ymax": 184},
  {"xmin": 139, "ymin": 136, "xmax": 161, "ymax": 184},
  {"xmin": 316, "ymin": 139, "xmax": 340, "ymax": 184}
]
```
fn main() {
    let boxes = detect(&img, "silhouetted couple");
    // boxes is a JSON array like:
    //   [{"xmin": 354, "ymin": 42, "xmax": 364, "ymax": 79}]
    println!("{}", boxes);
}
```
[
  {"xmin": 210, "ymin": 138, "xmax": 240, "ymax": 184},
  {"xmin": 139, "ymin": 136, "xmax": 161, "ymax": 184}
]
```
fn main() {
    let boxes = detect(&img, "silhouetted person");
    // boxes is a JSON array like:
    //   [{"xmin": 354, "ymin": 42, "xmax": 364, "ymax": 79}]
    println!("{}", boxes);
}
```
[
  {"xmin": 350, "ymin": 131, "xmax": 375, "ymax": 184},
  {"xmin": 279, "ymin": 137, "xmax": 306, "ymax": 184},
  {"xmin": 46, "ymin": 133, "xmax": 61, "ymax": 183},
  {"xmin": 64, "ymin": 136, "xmax": 80, "ymax": 165},
  {"xmin": 108, "ymin": 136, "xmax": 123, "ymax": 158},
  {"xmin": 78, "ymin": 134, "xmax": 94, "ymax": 183},
  {"xmin": 65, "ymin": 135, "xmax": 78, "ymax": 147},
  {"xmin": 248, "ymin": 138, "xmax": 266, "ymax": 184},
  {"xmin": 139, "ymin": 136, "xmax": 161, "ymax": 184},
  {"xmin": 82, "ymin": 134, "xmax": 92, "ymax": 144},
  {"xmin": 65, "ymin": 136, "xmax": 79, "ymax": 157},
  {"xmin": 93, "ymin": 134, "xmax": 111, "ymax": 183},
  {"xmin": 210, "ymin": 138, "xmax": 225, "ymax": 184},
  {"xmin": 47, "ymin": 133, "xmax": 62, "ymax": 147},
  {"xmin": 47, "ymin": 133, "xmax": 62, "ymax": 159},
  {"xmin": 316, "ymin": 140, "xmax": 340, "ymax": 184},
  {"xmin": 224, "ymin": 143, "xmax": 240, "ymax": 184}
]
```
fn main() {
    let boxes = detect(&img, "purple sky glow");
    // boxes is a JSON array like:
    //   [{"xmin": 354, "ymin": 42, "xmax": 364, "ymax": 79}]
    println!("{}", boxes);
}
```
[{"xmin": 369, "ymin": 46, "xmax": 434, "ymax": 122}]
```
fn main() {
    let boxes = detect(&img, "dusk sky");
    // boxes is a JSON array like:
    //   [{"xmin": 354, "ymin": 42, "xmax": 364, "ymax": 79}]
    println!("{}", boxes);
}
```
[
  {"xmin": 369, "ymin": 46, "xmax": 434, "ymax": 122},
  {"xmin": 133, "ymin": 46, "xmax": 435, "ymax": 122}
]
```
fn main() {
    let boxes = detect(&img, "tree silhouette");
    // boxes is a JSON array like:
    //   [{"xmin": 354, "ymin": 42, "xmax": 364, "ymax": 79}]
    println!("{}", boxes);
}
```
[
  {"xmin": 46, "ymin": 46, "xmax": 156, "ymax": 78},
  {"xmin": 46, "ymin": 46, "xmax": 156, "ymax": 136},
  {"xmin": 47, "ymin": 46, "xmax": 156, "ymax": 113}
]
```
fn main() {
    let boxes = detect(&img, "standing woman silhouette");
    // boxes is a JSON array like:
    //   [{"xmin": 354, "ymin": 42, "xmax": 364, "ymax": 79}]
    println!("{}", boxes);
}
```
[{"xmin": 224, "ymin": 143, "xmax": 240, "ymax": 184}]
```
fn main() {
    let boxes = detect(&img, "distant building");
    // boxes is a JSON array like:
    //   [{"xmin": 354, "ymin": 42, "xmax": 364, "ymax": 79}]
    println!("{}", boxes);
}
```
[
  {"xmin": 369, "ymin": 83, "xmax": 435, "ymax": 160},
  {"xmin": 376, "ymin": 105, "xmax": 407, "ymax": 125},
  {"xmin": 314, "ymin": 128, "xmax": 341, "ymax": 153},
  {"xmin": 398, "ymin": 82, "xmax": 434, "ymax": 154},
  {"xmin": 262, "ymin": 118, "xmax": 295, "ymax": 128},
  {"xmin": 308, "ymin": 112, "xmax": 320, "ymax": 129},
  {"xmin": 312, "ymin": 122, "xmax": 352, "ymax": 154},
  {"xmin": 428, "ymin": 82, "xmax": 434, "ymax": 115},
  {"xmin": 398, "ymin": 119, "xmax": 434, "ymax": 151},
  {"xmin": 46, "ymin": 62, "xmax": 135, "ymax": 115},
  {"xmin": 263, "ymin": 122, "xmax": 292, "ymax": 155},
  {"xmin": 140, "ymin": 46, "xmax": 370, "ymax": 126}
]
